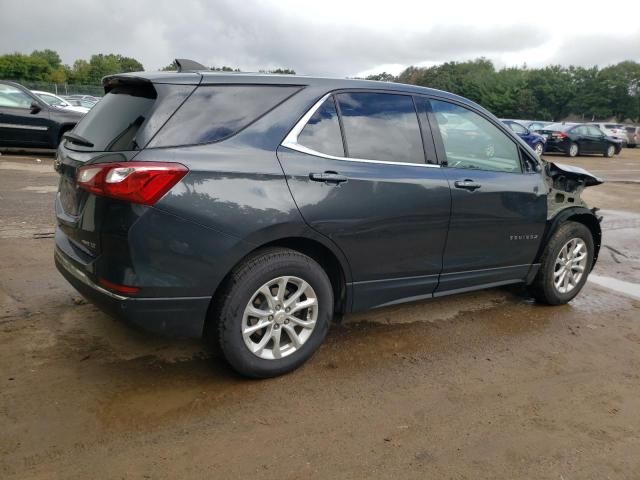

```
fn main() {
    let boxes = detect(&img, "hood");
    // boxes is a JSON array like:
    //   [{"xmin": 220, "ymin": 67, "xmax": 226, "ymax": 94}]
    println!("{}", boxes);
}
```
[{"xmin": 547, "ymin": 162, "xmax": 603, "ymax": 187}]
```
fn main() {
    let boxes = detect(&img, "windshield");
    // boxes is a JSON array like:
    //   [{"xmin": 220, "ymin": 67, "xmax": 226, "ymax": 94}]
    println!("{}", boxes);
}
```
[
  {"xmin": 543, "ymin": 123, "xmax": 574, "ymax": 131},
  {"xmin": 38, "ymin": 93, "xmax": 66, "ymax": 107}
]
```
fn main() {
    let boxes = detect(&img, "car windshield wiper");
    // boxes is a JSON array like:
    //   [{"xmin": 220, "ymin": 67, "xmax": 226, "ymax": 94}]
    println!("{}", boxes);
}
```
[{"xmin": 63, "ymin": 132, "xmax": 94, "ymax": 148}]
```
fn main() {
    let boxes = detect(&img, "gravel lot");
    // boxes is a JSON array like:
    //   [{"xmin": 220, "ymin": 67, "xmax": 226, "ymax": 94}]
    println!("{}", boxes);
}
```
[{"xmin": 1, "ymin": 148, "xmax": 640, "ymax": 479}]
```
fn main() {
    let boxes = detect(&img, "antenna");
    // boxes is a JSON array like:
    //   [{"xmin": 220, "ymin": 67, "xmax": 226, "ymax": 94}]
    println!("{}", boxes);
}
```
[{"xmin": 174, "ymin": 58, "xmax": 207, "ymax": 72}]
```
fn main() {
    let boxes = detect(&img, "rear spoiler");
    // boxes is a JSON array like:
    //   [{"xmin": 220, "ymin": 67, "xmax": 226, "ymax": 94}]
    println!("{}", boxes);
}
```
[{"xmin": 101, "ymin": 59, "xmax": 207, "ymax": 93}]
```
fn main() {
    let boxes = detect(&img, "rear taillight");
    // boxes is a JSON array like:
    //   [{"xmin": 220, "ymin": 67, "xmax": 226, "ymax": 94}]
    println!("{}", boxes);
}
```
[
  {"xmin": 98, "ymin": 278, "xmax": 141, "ymax": 295},
  {"xmin": 552, "ymin": 132, "xmax": 568, "ymax": 139},
  {"xmin": 76, "ymin": 162, "xmax": 188, "ymax": 205}
]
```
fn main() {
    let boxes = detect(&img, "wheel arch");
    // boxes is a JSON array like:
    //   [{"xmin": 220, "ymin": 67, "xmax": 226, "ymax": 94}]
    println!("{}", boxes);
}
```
[
  {"xmin": 534, "ymin": 206, "xmax": 602, "ymax": 270},
  {"xmin": 204, "ymin": 234, "xmax": 352, "ymax": 337}
]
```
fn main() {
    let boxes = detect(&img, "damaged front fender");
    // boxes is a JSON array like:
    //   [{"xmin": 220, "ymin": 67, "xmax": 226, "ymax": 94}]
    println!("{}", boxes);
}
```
[
  {"xmin": 534, "ymin": 160, "xmax": 603, "ymax": 271},
  {"xmin": 543, "ymin": 161, "xmax": 603, "ymax": 219}
]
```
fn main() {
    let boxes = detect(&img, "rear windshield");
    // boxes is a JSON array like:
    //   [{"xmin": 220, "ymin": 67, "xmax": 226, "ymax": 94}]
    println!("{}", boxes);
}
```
[
  {"xmin": 543, "ymin": 123, "xmax": 575, "ymax": 132},
  {"xmin": 604, "ymin": 124, "xmax": 623, "ymax": 129},
  {"xmin": 148, "ymin": 85, "xmax": 301, "ymax": 148},
  {"xmin": 67, "ymin": 83, "xmax": 195, "ymax": 152}
]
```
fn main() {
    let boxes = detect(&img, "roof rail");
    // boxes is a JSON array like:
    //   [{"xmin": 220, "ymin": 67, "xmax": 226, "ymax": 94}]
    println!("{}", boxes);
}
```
[{"xmin": 174, "ymin": 58, "xmax": 208, "ymax": 72}]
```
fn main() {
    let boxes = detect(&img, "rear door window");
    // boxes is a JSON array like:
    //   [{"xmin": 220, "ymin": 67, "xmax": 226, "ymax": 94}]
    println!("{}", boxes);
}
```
[
  {"xmin": 297, "ymin": 96, "xmax": 345, "ymax": 157},
  {"xmin": 150, "ymin": 85, "xmax": 301, "ymax": 147},
  {"xmin": 335, "ymin": 92, "xmax": 424, "ymax": 164}
]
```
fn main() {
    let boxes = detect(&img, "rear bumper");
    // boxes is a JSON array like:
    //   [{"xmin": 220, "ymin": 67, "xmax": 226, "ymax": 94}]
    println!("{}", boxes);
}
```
[{"xmin": 54, "ymin": 246, "xmax": 211, "ymax": 338}]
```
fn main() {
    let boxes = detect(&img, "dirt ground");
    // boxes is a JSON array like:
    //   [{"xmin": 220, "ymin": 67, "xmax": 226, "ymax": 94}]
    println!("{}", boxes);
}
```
[{"xmin": 1, "ymin": 147, "xmax": 640, "ymax": 479}]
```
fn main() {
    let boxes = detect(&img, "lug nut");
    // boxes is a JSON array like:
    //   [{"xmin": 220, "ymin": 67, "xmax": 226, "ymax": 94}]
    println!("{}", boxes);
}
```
[
  {"xmin": 268, "ymin": 315, "xmax": 273, "ymax": 320},
  {"xmin": 285, "ymin": 307, "xmax": 290, "ymax": 313},
  {"xmin": 284, "ymin": 319, "xmax": 289, "ymax": 324}
]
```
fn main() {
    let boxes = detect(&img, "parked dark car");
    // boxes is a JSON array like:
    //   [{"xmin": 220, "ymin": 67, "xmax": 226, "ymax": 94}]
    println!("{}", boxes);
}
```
[
  {"xmin": 0, "ymin": 80, "xmax": 83, "ymax": 149},
  {"xmin": 501, "ymin": 119, "xmax": 546, "ymax": 156},
  {"xmin": 538, "ymin": 123, "xmax": 622, "ymax": 157},
  {"xmin": 54, "ymin": 61, "xmax": 603, "ymax": 378}
]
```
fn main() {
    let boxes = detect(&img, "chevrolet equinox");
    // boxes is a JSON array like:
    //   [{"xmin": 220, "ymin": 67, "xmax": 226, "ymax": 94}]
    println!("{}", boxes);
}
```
[{"xmin": 55, "ymin": 59, "xmax": 603, "ymax": 377}]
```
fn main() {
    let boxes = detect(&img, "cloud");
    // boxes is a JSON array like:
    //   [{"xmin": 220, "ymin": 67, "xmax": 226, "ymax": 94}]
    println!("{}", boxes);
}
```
[{"xmin": 0, "ymin": 0, "xmax": 638, "ymax": 77}]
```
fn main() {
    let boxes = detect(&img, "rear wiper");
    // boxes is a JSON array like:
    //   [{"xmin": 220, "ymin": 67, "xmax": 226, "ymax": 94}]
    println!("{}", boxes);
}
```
[{"xmin": 63, "ymin": 132, "xmax": 94, "ymax": 148}]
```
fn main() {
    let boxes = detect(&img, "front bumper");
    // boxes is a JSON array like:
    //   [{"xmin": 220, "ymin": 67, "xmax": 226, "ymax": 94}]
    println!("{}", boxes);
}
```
[{"xmin": 55, "ymin": 246, "xmax": 211, "ymax": 338}]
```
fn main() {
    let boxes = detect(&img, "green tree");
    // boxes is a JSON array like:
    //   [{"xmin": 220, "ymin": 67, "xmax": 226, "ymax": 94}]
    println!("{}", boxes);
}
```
[
  {"xmin": 365, "ymin": 72, "xmax": 395, "ymax": 82},
  {"xmin": 30, "ymin": 49, "xmax": 61, "ymax": 70}
]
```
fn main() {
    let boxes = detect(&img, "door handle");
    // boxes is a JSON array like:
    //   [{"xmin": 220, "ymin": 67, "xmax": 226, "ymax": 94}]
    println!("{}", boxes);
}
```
[
  {"xmin": 454, "ymin": 179, "xmax": 481, "ymax": 191},
  {"xmin": 309, "ymin": 171, "xmax": 348, "ymax": 184}
]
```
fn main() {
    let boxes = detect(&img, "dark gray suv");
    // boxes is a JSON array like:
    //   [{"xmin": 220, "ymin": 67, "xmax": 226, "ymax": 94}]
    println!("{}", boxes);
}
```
[{"xmin": 55, "ymin": 61, "xmax": 603, "ymax": 377}]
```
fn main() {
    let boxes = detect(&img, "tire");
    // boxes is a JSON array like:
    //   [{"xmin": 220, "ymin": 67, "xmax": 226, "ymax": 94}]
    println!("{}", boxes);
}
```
[
  {"xmin": 534, "ymin": 142, "xmax": 544, "ymax": 157},
  {"xmin": 214, "ymin": 247, "xmax": 333, "ymax": 378},
  {"xmin": 567, "ymin": 142, "xmax": 579, "ymax": 157},
  {"xmin": 530, "ymin": 221, "xmax": 594, "ymax": 305},
  {"xmin": 604, "ymin": 144, "xmax": 616, "ymax": 157}
]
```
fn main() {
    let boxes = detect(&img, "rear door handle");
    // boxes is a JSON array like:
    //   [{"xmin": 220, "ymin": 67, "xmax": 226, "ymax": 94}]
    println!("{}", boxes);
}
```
[
  {"xmin": 309, "ymin": 171, "xmax": 348, "ymax": 184},
  {"xmin": 454, "ymin": 179, "xmax": 481, "ymax": 191}
]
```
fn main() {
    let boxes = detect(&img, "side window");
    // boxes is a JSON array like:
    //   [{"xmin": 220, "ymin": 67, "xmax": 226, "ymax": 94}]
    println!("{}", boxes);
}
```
[
  {"xmin": 151, "ymin": 85, "xmax": 301, "ymax": 147},
  {"xmin": 335, "ymin": 92, "xmax": 424, "ymax": 164},
  {"xmin": 430, "ymin": 100, "xmax": 522, "ymax": 173},
  {"xmin": 0, "ymin": 84, "xmax": 33, "ymax": 109},
  {"xmin": 297, "ymin": 96, "xmax": 344, "ymax": 157},
  {"xmin": 508, "ymin": 122, "xmax": 527, "ymax": 134},
  {"xmin": 588, "ymin": 126, "xmax": 603, "ymax": 136}
]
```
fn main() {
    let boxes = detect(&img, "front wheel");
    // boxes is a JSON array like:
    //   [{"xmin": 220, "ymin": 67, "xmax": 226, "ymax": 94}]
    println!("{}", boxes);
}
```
[
  {"xmin": 530, "ymin": 222, "xmax": 594, "ymax": 305},
  {"xmin": 214, "ymin": 247, "xmax": 334, "ymax": 378},
  {"xmin": 604, "ymin": 144, "xmax": 616, "ymax": 157}
]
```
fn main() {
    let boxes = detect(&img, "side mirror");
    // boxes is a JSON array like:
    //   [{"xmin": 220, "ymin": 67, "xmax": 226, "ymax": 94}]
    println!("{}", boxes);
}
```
[{"xmin": 30, "ymin": 101, "xmax": 41, "ymax": 114}]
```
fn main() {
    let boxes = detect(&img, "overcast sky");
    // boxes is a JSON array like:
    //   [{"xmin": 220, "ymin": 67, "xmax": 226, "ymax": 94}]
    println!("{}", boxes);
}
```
[{"xmin": 1, "ymin": 0, "xmax": 639, "ymax": 76}]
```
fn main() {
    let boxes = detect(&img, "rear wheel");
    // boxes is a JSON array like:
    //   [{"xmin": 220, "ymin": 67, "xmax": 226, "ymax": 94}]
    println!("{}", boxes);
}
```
[
  {"xmin": 604, "ymin": 144, "xmax": 616, "ymax": 157},
  {"xmin": 567, "ymin": 142, "xmax": 579, "ymax": 157},
  {"xmin": 214, "ymin": 248, "xmax": 333, "ymax": 378},
  {"xmin": 530, "ymin": 221, "xmax": 594, "ymax": 305}
]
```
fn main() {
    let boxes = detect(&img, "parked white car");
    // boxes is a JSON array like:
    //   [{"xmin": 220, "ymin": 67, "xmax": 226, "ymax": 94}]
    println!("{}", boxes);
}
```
[
  {"xmin": 31, "ymin": 90, "xmax": 90, "ymax": 114},
  {"xmin": 588, "ymin": 122, "xmax": 628, "ymax": 146}
]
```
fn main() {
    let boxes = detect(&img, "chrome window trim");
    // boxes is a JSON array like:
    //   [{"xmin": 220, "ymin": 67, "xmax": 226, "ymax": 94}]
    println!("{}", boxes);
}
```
[
  {"xmin": 281, "ymin": 92, "xmax": 440, "ymax": 169},
  {"xmin": 0, "ymin": 123, "xmax": 48, "ymax": 131}
]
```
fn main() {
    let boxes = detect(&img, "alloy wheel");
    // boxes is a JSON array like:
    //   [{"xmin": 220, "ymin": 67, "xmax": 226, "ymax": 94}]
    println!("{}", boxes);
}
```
[
  {"xmin": 535, "ymin": 143, "xmax": 544, "ymax": 156},
  {"xmin": 569, "ymin": 144, "xmax": 578, "ymax": 157},
  {"xmin": 242, "ymin": 276, "xmax": 318, "ymax": 360},
  {"xmin": 553, "ymin": 238, "xmax": 588, "ymax": 294}
]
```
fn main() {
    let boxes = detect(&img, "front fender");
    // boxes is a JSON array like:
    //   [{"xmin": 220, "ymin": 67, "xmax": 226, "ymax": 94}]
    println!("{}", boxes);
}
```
[{"xmin": 534, "ymin": 206, "xmax": 602, "ymax": 270}]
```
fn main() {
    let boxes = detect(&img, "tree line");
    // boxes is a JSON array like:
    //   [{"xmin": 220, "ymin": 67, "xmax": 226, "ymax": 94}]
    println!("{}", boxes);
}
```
[
  {"xmin": 366, "ymin": 59, "xmax": 640, "ymax": 122},
  {"xmin": 2, "ymin": 50, "xmax": 637, "ymax": 122},
  {"xmin": 0, "ymin": 49, "xmax": 144, "ymax": 85},
  {"xmin": 0, "ymin": 50, "xmax": 297, "ymax": 85}
]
